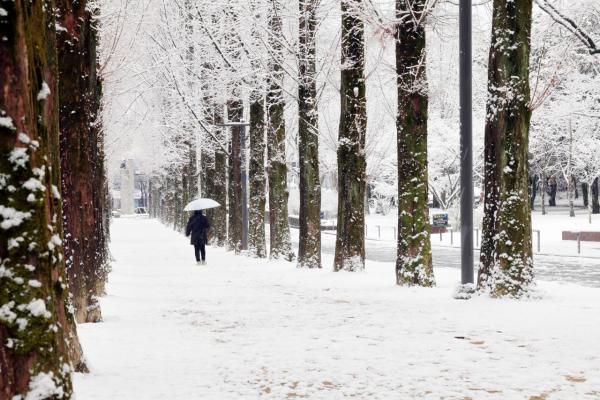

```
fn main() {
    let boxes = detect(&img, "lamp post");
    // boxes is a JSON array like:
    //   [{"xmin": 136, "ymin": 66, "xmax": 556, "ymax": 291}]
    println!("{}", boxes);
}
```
[
  {"xmin": 217, "ymin": 121, "xmax": 250, "ymax": 251},
  {"xmin": 460, "ymin": 0, "xmax": 474, "ymax": 284}
]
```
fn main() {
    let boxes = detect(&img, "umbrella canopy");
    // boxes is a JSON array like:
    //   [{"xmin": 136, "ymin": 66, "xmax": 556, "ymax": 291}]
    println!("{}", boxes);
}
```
[{"xmin": 183, "ymin": 198, "xmax": 220, "ymax": 211}]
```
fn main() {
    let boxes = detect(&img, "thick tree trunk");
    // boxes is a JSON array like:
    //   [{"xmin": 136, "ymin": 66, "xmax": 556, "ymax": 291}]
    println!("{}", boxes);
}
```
[
  {"xmin": 56, "ymin": 1, "xmax": 108, "ymax": 323},
  {"xmin": 395, "ymin": 0, "xmax": 434, "ymax": 287},
  {"xmin": 297, "ymin": 0, "xmax": 322, "ymax": 269},
  {"xmin": 478, "ymin": 0, "xmax": 534, "ymax": 297},
  {"xmin": 334, "ymin": 0, "xmax": 367, "ymax": 271},
  {"xmin": 212, "ymin": 106, "xmax": 228, "ymax": 246},
  {"xmin": 249, "ymin": 93, "xmax": 267, "ymax": 258},
  {"xmin": 227, "ymin": 100, "xmax": 243, "ymax": 253},
  {"xmin": 0, "ymin": 1, "xmax": 83, "ymax": 396},
  {"xmin": 267, "ymin": 1, "xmax": 294, "ymax": 261}
]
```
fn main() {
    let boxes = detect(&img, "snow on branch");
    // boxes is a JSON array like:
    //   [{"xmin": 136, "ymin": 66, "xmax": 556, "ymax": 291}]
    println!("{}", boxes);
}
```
[{"xmin": 535, "ymin": 0, "xmax": 600, "ymax": 55}]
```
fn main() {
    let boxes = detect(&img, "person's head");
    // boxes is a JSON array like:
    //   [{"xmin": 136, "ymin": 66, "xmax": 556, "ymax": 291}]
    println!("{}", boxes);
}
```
[{"xmin": 194, "ymin": 210, "xmax": 203, "ymax": 217}]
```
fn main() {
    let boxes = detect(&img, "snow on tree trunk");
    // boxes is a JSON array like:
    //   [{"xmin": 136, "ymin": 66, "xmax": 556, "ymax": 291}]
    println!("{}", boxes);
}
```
[
  {"xmin": 334, "ymin": 0, "xmax": 367, "ymax": 272},
  {"xmin": 395, "ymin": 0, "xmax": 434, "ymax": 287},
  {"xmin": 478, "ymin": 0, "xmax": 535, "ymax": 297},
  {"xmin": 227, "ymin": 100, "xmax": 243, "ymax": 254},
  {"xmin": 297, "ymin": 0, "xmax": 322, "ymax": 269},
  {"xmin": 56, "ymin": 2, "xmax": 109, "ymax": 323},
  {"xmin": 1, "ymin": 0, "xmax": 84, "ymax": 396},
  {"xmin": 267, "ymin": 1, "xmax": 294, "ymax": 262},
  {"xmin": 248, "ymin": 93, "xmax": 267, "ymax": 258}
]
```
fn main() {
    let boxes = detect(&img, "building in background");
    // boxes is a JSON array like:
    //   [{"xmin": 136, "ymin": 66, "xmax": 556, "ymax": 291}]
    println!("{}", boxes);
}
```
[{"xmin": 110, "ymin": 159, "xmax": 148, "ymax": 214}]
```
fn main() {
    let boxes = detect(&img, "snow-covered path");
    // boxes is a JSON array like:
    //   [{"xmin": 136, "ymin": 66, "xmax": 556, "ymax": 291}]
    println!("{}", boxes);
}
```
[{"xmin": 74, "ymin": 218, "xmax": 600, "ymax": 399}]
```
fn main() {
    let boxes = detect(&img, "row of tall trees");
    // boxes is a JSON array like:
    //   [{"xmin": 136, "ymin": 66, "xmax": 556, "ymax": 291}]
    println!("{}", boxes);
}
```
[
  {"xmin": 145, "ymin": 0, "xmax": 296, "ymax": 263},
  {"xmin": 1, "ymin": 0, "xmax": 111, "ymax": 396},
  {"xmin": 114, "ymin": 0, "xmax": 596, "ymax": 299}
]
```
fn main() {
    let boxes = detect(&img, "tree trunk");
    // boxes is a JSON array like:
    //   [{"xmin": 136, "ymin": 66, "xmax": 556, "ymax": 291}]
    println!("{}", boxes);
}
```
[
  {"xmin": 297, "ymin": 0, "xmax": 322, "ymax": 269},
  {"xmin": 227, "ymin": 100, "xmax": 243, "ymax": 253},
  {"xmin": 267, "ymin": 1, "xmax": 294, "ymax": 261},
  {"xmin": 582, "ymin": 182, "xmax": 589, "ymax": 207},
  {"xmin": 1, "ymin": 1, "xmax": 83, "ymax": 396},
  {"xmin": 334, "ymin": 0, "xmax": 367, "ymax": 272},
  {"xmin": 56, "ymin": 1, "xmax": 108, "ymax": 323},
  {"xmin": 541, "ymin": 173, "xmax": 546, "ymax": 215},
  {"xmin": 549, "ymin": 178, "xmax": 557, "ymax": 206},
  {"xmin": 592, "ymin": 177, "xmax": 599, "ymax": 214},
  {"xmin": 395, "ymin": 0, "xmax": 434, "ymax": 286},
  {"xmin": 530, "ymin": 175, "xmax": 538, "ymax": 210},
  {"xmin": 588, "ymin": 181, "xmax": 593, "ymax": 224},
  {"xmin": 478, "ymin": 0, "xmax": 534, "ymax": 297},
  {"xmin": 212, "ymin": 106, "xmax": 228, "ymax": 246},
  {"xmin": 249, "ymin": 93, "xmax": 267, "ymax": 258}
]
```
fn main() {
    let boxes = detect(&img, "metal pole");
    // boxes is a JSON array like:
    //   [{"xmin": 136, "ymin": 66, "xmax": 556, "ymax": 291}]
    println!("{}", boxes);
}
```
[
  {"xmin": 577, "ymin": 232, "xmax": 581, "ymax": 254},
  {"xmin": 241, "ymin": 124, "xmax": 249, "ymax": 251},
  {"xmin": 460, "ymin": 0, "xmax": 474, "ymax": 285}
]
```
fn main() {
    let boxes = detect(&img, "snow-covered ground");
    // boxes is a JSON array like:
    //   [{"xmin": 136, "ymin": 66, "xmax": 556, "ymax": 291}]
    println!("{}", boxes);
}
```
[
  {"xmin": 361, "ymin": 205, "xmax": 600, "ymax": 259},
  {"xmin": 74, "ymin": 218, "xmax": 600, "ymax": 399}
]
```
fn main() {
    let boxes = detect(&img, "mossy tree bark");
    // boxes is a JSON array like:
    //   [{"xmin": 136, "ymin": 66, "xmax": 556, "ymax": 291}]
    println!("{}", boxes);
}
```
[
  {"xmin": 334, "ymin": 0, "xmax": 367, "ymax": 272},
  {"xmin": 248, "ymin": 93, "xmax": 267, "ymax": 258},
  {"xmin": 297, "ymin": 0, "xmax": 322, "ymax": 269},
  {"xmin": 267, "ymin": 0, "xmax": 294, "ymax": 261},
  {"xmin": 478, "ymin": 0, "xmax": 534, "ymax": 297},
  {"xmin": 0, "ymin": 0, "xmax": 85, "ymax": 396},
  {"xmin": 227, "ymin": 100, "xmax": 244, "ymax": 253},
  {"xmin": 56, "ymin": 1, "xmax": 108, "ymax": 323},
  {"xmin": 395, "ymin": 0, "xmax": 434, "ymax": 287}
]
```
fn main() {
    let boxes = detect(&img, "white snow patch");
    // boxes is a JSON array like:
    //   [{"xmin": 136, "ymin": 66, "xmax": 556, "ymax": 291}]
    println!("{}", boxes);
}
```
[
  {"xmin": 23, "ymin": 177, "xmax": 45, "ymax": 192},
  {"xmin": 36, "ymin": 82, "xmax": 51, "ymax": 101},
  {"xmin": 0, "ymin": 116, "xmax": 15, "ymax": 129},
  {"xmin": 47, "ymin": 234, "xmax": 62, "ymax": 251},
  {"xmin": 0, "ymin": 206, "xmax": 32, "ymax": 230},
  {"xmin": 8, "ymin": 148, "xmax": 29, "ymax": 169},
  {"xmin": 26, "ymin": 299, "xmax": 51, "ymax": 318},
  {"xmin": 28, "ymin": 280, "xmax": 42, "ymax": 288},
  {"xmin": 25, "ymin": 372, "xmax": 64, "ymax": 400}
]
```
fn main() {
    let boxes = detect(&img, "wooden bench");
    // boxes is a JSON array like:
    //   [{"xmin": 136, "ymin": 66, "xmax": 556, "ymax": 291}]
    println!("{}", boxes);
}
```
[{"xmin": 562, "ymin": 231, "xmax": 600, "ymax": 242}]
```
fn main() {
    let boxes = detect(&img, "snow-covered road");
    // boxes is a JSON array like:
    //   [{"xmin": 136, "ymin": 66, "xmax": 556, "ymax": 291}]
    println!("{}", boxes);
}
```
[{"xmin": 74, "ymin": 218, "xmax": 600, "ymax": 399}]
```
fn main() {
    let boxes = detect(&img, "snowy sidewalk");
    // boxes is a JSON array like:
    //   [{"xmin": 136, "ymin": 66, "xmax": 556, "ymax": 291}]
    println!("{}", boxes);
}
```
[{"xmin": 74, "ymin": 218, "xmax": 600, "ymax": 399}]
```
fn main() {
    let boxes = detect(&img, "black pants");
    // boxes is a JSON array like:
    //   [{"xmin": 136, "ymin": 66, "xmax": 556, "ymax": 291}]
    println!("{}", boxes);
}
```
[{"xmin": 194, "ymin": 243, "xmax": 206, "ymax": 262}]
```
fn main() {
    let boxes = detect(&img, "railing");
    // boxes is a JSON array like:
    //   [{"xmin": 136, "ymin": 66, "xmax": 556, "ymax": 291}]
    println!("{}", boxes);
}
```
[{"xmin": 363, "ymin": 225, "xmax": 544, "ymax": 255}]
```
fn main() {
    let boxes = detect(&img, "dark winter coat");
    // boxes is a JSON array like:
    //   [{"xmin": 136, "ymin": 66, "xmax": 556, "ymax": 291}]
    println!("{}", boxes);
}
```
[{"xmin": 186, "ymin": 212, "xmax": 211, "ymax": 245}]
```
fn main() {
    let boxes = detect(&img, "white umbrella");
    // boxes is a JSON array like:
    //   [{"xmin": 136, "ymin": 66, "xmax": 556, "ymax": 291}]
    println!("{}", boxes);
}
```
[{"xmin": 183, "ymin": 198, "xmax": 220, "ymax": 211}]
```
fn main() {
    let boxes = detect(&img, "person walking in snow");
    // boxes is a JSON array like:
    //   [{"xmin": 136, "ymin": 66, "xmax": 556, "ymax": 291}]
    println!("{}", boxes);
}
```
[{"xmin": 185, "ymin": 210, "xmax": 211, "ymax": 265}]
